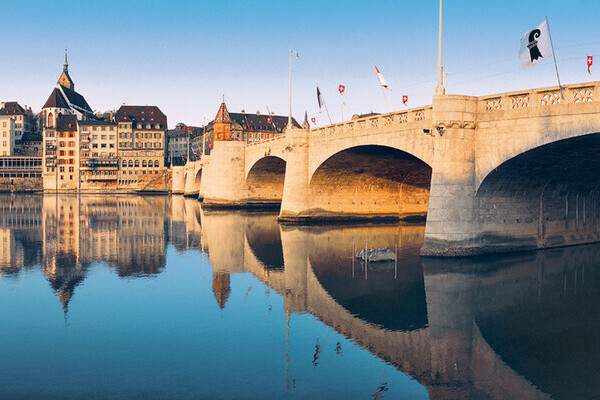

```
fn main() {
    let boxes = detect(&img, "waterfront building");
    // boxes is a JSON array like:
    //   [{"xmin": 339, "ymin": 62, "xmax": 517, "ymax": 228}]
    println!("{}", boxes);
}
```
[
  {"xmin": 0, "ymin": 102, "xmax": 37, "ymax": 155},
  {"xmin": 43, "ymin": 114, "xmax": 79, "ymax": 191},
  {"xmin": 166, "ymin": 123, "xmax": 198, "ymax": 166},
  {"xmin": 41, "ymin": 55, "xmax": 93, "ymax": 191},
  {"xmin": 0, "ymin": 116, "xmax": 15, "ymax": 156},
  {"xmin": 78, "ymin": 120, "xmax": 118, "ymax": 190},
  {"xmin": 198, "ymin": 102, "xmax": 300, "ymax": 147},
  {"xmin": 115, "ymin": 105, "xmax": 167, "ymax": 187}
]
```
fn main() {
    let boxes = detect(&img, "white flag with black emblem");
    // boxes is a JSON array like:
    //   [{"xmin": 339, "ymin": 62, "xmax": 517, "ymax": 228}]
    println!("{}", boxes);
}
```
[{"xmin": 519, "ymin": 20, "xmax": 553, "ymax": 69}]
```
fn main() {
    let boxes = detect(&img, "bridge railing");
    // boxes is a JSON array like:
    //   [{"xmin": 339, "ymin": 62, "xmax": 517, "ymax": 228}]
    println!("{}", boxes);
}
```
[
  {"xmin": 478, "ymin": 81, "xmax": 600, "ymax": 112},
  {"xmin": 309, "ymin": 106, "xmax": 432, "ymax": 137},
  {"xmin": 247, "ymin": 134, "xmax": 286, "ymax": 146},
  {"xmin": 245, "ymin": 107, "xmax": 432, "ymax": 146}
]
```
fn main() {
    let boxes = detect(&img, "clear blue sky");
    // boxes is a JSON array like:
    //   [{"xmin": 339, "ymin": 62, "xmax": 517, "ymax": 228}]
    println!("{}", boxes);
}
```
[{"xmin": 3, "ymin": 0, "xmax": 600, "ymax": 128}]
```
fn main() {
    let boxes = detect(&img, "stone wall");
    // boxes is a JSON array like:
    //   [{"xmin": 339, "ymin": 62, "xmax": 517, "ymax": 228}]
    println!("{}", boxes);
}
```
[{"xmin": 0, "ymin": 177, "xmax": 42, "ymax": 192}]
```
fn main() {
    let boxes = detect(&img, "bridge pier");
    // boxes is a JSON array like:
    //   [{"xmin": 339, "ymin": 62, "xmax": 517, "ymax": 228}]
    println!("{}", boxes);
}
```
[
  {"xmin": 421, "ymin": 95, "xmax": 481, "ymax": 256},
  {"xmin": 171, "ymin": 166, "xmax": 185, "ymax": 194},
  {"xmin": 278, "ymin": 127, "xmax": 311, "ymax": 222},
  {"xmin": 202, "ymin": 141, "xmax": 248, "ymax": 207}
]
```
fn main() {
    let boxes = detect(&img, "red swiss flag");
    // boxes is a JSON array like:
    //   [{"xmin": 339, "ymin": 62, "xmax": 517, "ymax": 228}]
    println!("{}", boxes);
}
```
[{"xmin": 338, "ymin": 85, "xmax": 345, "ymax": 95}]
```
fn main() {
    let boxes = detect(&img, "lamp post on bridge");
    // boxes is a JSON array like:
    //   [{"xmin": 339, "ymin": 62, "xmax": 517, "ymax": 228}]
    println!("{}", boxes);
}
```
[{"xmin": 435, "ymin": 0, "xmax": 446, "ymax": 95}]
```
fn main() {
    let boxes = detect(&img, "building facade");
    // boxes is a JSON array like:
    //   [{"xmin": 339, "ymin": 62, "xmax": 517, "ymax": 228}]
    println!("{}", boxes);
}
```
[
  {"xmin": 115, "ymin": 105, "xmax": 168, "ymax": 188},
  {"xmin": 0, "ymin": 116, "xmax": 15, "ymax": 156},
  {"xmin": 79, "ymin": 120, "xmax": 119, "ymax": 190}
]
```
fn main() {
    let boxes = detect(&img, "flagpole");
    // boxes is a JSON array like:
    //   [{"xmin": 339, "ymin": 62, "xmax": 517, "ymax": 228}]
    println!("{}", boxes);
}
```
[
  {"xmin": 435, "ymin": 0, "xmax": 445, "ymax": 95},
  {"xmin": 324, "ymin": 103, "xmax": 332, "ymax": 125},
  {"xmin": 340, "ymin": 98, "xmax": 344, "ymax": 122},
  {"xmin": 380, "ymin": 86, "xmax": 391, "ymax": 113},
  {"xmin": 202, "ymin": 117, "xmax": 206, "ymax": 155},
  {"xmin": 287, "ymin": 42, "xmax": 293, "ymax": 129},
  {"xmin": 545, "ymin": 16, "xmax": 563, "ymax": 99}
]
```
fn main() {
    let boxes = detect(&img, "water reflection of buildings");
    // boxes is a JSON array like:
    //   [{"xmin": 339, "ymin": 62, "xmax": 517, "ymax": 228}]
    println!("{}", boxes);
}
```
[
  {"xmin": 197, "ymin": 209, "xmax": 600, "ymax": 400},
  {"xmin": 0, "ymin": 194, "xmax": 204, "ymax": 315},
  {"xmin": 2, "ymin": 195, "xmax": 599, "ymax": 398}
]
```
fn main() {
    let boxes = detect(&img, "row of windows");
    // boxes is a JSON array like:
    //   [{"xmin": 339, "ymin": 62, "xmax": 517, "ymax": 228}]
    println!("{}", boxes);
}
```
[
  {"xmin": 81, "ymin": 126, "xmax": 116, "ymax": 132},
  {"xmin": 0, "ymin": 172, "xmax": 41, "ymax": 178},
  {"xmin": 120, "ymin": 132, "xmax": 162, "ymax": 139},
  {"xmin": 122, "ymin": 159, "xmax": 160, "ymax": 168},
  {"xmin": 120, "ymin": 142, "xmax": 162, "ymax": 148}
]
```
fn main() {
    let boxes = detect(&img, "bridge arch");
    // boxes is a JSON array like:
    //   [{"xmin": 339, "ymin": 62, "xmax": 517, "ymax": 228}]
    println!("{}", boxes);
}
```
[
  {"xmin": 477, "ymin": 132, "xmax": 600, "ymax": 248},
  {"xmin": 307, "ymin": 145, "xmax": 432, "ymax": 221},
  {"xmin": 245, "ymin": 156, "xmax": 287, "ymax": 207},
  {"xmin": 308, "ymin": 136, "xmax": 434, "ymax": 181}
]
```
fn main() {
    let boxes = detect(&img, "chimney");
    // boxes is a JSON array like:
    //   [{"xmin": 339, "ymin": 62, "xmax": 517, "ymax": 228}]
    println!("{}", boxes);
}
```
[{"xmin": 256, "ymin": 110, "xmax": 260, "ymax": 115}]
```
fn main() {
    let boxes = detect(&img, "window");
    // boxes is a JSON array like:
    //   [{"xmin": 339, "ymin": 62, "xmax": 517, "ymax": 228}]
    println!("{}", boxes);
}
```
[
  {"xmin": 101, "ymin": 144, "xmax": 107, "ymax": 148},
  {"xmin": 129, "ymin": 160, "xmax": 133, "ymax": 167},
  {"xmin": 69, "ymin": 167, "xmax": 74, "ymax": 172},
  {"xmin": 47, "ymin": 113, "xmax": 54, "ymax": 126},
  {"xmin": 110, "ymin": 126, "xmax": 115, "ymax": 131},
  {"xmin": 82, "ymin": 126, "xmax": 89, "ymax": 132},
  {"xmin": 146, "ymin": 124, "xmax": 151, "ymax": 129},
  {"xmin": 137, "ymin": 124, "xmax": 142, "ymax": 129},
  {"xmin": 135, "ymin": 160, "xmax": 139, "ymax": 167},
  {"xmin": 109, "ymin": 135, "xmax": 114, "ymax": 140},
  {"xmin": 101, "ymin": 127, "xmax": 106, "ymax": 131},
  {"xmin": 101, "ymin": 135, "xmax": 106, "ymax": 140},
  {"xmin": 92, "ymin": 144, "xmax": 98, "ymax": 148},
  {"xmin": 92, "ymin": 135, "xmax": 98, "ymax": 140},
  {"xmin": 142, "ymin": 160, "xmax": 147, "ymax": 167},
  {"xmin": 60, "ymin": 166, "xmax": 65, "ymax": 172},
  {"xmin": 109, "ymin": 144, "xmax": 115, "ymax": 148},
  {"xmin": 155, "ymin": 124, "xmax": 160, "ymax": 129},
  {"xmin": 154, "ymin": 160, "xmax": 159, "ymax": 167},
  {"xmin": 92, "ymin": 126, "xmax": 97, "ymax": 131},
  {"xmin": 68, "ymin": 150, "xmax": 74, "ymax": 156}
]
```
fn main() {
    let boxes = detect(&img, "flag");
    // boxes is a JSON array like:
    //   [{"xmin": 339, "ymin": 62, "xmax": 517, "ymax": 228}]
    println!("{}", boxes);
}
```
[
  {"xmin": 402, "ymin": 95, "xmax": 408, "ymax": 106},
  {"xmin": 519, "ymin": 20, "xmax": 553, "ymax": 69},
  {"xmin": 374, "ymin": 65, "xmax": 391, "ymax": 91},
  {"xmin": 588, "ymin": 56, "xmax": 593, "ymax": 75},
  {"xmin": 317, "ymin": 86, "xmax": 325, "ymax": 112},
  {"xmin": 244, "ymin": 116, "xmax": 254, "ymax": 133},
  {"xmin": 266, "ymin": 116, "xmax": 272, "ymax": 124},
  {"xmin": 338, "ymin": 84, "xmax": 345, "ymax": 95},
  {"xmin": 311, "ymin": 117, "xmax": 316, "ymax": 124}
]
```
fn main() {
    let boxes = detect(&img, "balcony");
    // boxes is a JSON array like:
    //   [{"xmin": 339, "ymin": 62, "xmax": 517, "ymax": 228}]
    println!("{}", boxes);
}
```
[{"xmin": 80, "ymin": 158, "xmax": 119, "ymax": 170}]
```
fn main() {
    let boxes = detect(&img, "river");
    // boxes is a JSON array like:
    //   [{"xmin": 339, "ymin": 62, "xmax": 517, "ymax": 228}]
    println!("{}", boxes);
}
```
[{"xmin": 0, "ymin": 194, "xmax": 598, "ymax": 399}]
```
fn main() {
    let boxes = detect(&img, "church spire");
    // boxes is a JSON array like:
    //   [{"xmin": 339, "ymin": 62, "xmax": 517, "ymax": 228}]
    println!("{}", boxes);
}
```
[
  {"xmin": 302, "ymin": 110, "xmax": 310, "ymax": 129},
  {"xmin": 58, "ymin": 49, "xmax": 75, "ymax": 91},
  {"xmin": 63, "ymin": 48, "xmax": 69, "ymax": 73}
]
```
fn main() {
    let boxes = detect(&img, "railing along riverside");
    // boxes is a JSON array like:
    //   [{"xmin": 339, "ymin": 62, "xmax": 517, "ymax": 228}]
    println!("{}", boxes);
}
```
[{"xmin": 478, "ymin": 81, "xmax": 600, "ymax": 112}]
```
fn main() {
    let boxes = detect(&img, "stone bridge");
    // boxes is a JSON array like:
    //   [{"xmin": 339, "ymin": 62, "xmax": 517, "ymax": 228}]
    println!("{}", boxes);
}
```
[
  {"xmin": 173, "ymin": 157, "xmax": 209, "ymax": 197},
  {"xmin": 187, "ymin": 82, "xmax": 600, "ymax": 256}
]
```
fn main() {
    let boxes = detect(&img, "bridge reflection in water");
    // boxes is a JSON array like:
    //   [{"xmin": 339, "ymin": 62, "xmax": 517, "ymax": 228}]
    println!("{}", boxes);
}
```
[{"xmin": 1, "ymin": 194, "xmax": 599, "ymax": 399}]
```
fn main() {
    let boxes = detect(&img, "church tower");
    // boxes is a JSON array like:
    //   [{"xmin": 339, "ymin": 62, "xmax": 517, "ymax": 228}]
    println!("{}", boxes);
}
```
[
  {"xmin": 302, "ymin": 110, "xmax": 310, "ymax": 129},
  {"xmin": 58, "ymin": 49, "xmax": 75, "ymax": 90},
  {"xmin": 213, "ymin": 99, "xmax": 232, "ymax": 141}
]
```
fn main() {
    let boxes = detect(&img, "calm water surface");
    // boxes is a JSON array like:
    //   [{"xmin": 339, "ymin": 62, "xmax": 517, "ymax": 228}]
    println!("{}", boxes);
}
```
[{"xmin": 0, "ymin": 194, "xmax": 599, "ymax": 400}]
